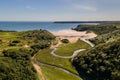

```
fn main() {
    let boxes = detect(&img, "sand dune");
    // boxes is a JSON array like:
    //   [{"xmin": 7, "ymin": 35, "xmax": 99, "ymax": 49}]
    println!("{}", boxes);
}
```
[{"xmin": 51, "ymin": 29, "xmax": 97, "ymax": 43}]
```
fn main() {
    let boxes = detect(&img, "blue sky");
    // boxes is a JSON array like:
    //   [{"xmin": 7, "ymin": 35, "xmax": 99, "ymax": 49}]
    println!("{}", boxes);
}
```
[{"xmin": 0, "ymin": 0, "xmax": 120, "ymax": 21}]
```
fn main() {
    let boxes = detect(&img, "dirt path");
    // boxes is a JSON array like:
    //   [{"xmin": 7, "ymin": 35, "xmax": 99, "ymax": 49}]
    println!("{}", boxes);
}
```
[
  {"xmin": 35, "ymin": 59, "xmax": 82, "ymax": 80},
  {"xmin": 50, "ymin": 38, "xmax": 94, "ymax": 59},
  {"xmin": 33, "ymin": 30, "xmax": 96, "ymax": 79},
  {"xmin": 80, "ymin": 38, "xmax": 94, "ymax": 47},
  {"xmin": 33, "ymin": 38, "xmax": 95, "ymax": 80},
  {"xmin": 32, "ymin": 52, "xmax": 46, "ymax": 80},
  {"xmin": 32, "ymin": 63, "xmax": 46, "ymax": 80},
  {"xmin": 50, "ymin": 48, "xmax": 86, "ymax": 58}
]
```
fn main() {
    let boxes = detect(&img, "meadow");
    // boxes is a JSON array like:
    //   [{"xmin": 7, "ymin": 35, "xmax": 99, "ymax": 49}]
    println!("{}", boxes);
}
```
[
  {"xmin": 55, "ymin": 40, "xmax": 90, "ymax": 56},
  {"xmin": 40, "ymin": 65, "xmax": 80, "ymax": 80},
  {"xmin": 35, "ymin": 48, "xmax": 78, "ymax": 74}
]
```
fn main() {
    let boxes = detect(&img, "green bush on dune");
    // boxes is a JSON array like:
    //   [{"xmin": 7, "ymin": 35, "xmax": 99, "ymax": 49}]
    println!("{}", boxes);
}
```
[
  {"xmin": 31, "ymin": 41, "xmax": 50, "ymax": 53},
  {"xmin": 61, "ymin": 39, "xmax": 69, "ymax": 43},
  {"xmin": 90, "ymin": 30, "xmax": 120, "ymax": 45},
  {"xmin": 20, "ymin": 30, "xmax": 55, "ymax": 53},
  {"xmin": 0, "ymin": 48, "xmax": 37, "ymax": 80},
  {"xmin": 20, "ymin": 30, "xmax": 55, "ymax": 41},
  {"xmin": 73, "ymin": 24, "xmax": 118, "ymax": 35}
]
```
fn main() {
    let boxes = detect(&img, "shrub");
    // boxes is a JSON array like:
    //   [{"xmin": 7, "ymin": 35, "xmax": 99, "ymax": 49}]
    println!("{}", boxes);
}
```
[
  {"xmin": 61, "ymin": 39, "xmax": 69, "ymax": 43},
  {"xmin": 8, "ymin": 40, "xmax": 20, "ymax": 46},
  {"xmin": 11, "ymin": 40, "xmax": 20, "ymax": 43},
  {"xmin": 0, "ymin": 40, "xmax": 2, "ymax": 44},
  {"xmin": 31, "ymin": 42, "xmax": 50, "ymax": 52},
  {"xmin": 1, "ymin": 49, "xmax": 38, "ymax": 80}
]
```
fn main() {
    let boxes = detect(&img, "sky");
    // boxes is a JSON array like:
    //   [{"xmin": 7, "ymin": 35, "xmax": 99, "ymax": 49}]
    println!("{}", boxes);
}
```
[{"xmin": 0, "ymin": 0, "xmax": 120, "ymax": 21}]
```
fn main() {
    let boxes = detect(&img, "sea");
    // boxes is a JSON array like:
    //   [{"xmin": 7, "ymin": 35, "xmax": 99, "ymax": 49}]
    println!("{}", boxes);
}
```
[{"xmin": 0, "ymin": 22, "xmax": 98, "ymax": 31}]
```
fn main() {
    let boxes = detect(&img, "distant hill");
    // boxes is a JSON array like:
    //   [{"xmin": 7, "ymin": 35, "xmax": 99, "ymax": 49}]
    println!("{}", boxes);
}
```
[
  {"xmin": 73, "ymin": 24, "xmax": 119, "ymax": 35},
  {"xmin": 54, "ymin": 21, "xmax": 120, "ymax": 24}
]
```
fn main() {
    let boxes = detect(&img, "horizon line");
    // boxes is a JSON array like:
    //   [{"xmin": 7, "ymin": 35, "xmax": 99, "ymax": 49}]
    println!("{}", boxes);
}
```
[{"xmin": 0, "ymin": 20, "xmax": 120, "ymax": 22}]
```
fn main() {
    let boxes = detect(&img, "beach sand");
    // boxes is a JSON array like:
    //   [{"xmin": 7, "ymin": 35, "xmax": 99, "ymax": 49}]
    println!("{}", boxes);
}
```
[{"xmin": 51, "ymin": 29, "xmax": 97, "ymax": 43}]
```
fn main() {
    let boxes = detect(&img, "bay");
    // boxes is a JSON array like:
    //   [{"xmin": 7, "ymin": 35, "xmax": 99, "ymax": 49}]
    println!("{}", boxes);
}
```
[{"xmin": 0, "ymin": 22, "xmax": 97, "ymax": 31}]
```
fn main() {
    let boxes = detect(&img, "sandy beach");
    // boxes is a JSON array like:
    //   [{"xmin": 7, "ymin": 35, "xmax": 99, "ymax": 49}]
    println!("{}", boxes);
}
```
[{"xmin": 51, "ymin": 29, "xmax": 97, "ymax": 43}]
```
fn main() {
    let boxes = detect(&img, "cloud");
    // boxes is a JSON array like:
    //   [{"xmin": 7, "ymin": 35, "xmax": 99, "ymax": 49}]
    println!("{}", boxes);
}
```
[
  {"xmin": 74, "ymin": 5, "xmax": 97, "ymax": 11},
  {"xmin": 25, "ymin": 6, "xmax": 35, "ymax": 10}
]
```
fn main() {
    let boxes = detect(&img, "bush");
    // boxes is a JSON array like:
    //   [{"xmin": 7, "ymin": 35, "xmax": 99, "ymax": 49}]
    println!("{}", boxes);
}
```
[
  {"xmin": 20, "ymin": 30, "xmax": 55, "ymax": 41},
  {"xmin": 0, "ymin": 40, "xmax": 2, "ymax": 44},
  {"xmin": 90, "ymin": 30, "xmax": 120, "ymax": 45},
  {"xmin": 8, "ymin": 40, "xmax": 20, "ymax": 46},
  {"xmin": 8, "ymin": 43, "xmax": 16, "ymax": 46},
  {"xmin": 11, "ymin": 40, "xmax": 20, "ymax": 43},
  {"xmin": 31, "ymin": 42, "xmax": 50, "ymax": 52},
  {"xmin": 1, "ymin": 49, "xmax": 38, "ymax": 80},
  {"xmin": 61, "ymin": 39, "xmax": 69, "ymax": 43}
]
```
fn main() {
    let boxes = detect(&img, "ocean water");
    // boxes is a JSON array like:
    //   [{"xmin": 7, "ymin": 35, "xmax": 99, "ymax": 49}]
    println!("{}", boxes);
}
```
[{"xmin": 0, "ymin": 22, "xmax": 96, "ymax": 31}]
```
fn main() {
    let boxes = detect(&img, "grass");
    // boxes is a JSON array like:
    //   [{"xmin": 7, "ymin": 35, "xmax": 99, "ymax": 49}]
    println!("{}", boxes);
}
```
[
  {"xmin": 0, "ymin": 32, "xmax": 17, "ymax": 55},
  {"xmin": 0, "ymin": 31, "xmax": 29, "ymax": 56},
  {"xmin": 40, "ymin": 65, "xmax": 80, "ymax": 80},
  {"xmin": 35, "ymin": 40, "xmax": 91, "ymax": 75},
  {"xmin": 35, "ymin": 48, "xmax": 78, "ymax": 74},
  {"xmin": 54, "ymin": 40, "xmax": 90, "ymax": 56},
  {"xmin": 0, "ymin": 32, "xmax": 18, "ymax": 40}
]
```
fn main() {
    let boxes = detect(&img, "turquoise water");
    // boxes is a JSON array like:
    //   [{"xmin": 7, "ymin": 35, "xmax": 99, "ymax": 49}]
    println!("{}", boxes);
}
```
[{"xmin": 0, "ymin": 22, "xmax": 96, "ymax": 31}]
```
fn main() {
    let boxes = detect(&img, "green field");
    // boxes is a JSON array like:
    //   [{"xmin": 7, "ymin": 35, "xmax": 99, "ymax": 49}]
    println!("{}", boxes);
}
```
[
  {"xmin": 0, "ymin": 32, "xmax": 17, "ymax": 55},
  {"xmin": 0, "ymin": 32, "xmax": 28, "ymax": 56},
  {"xmin": 0, "ymin": 32, "xmax": 18, "ymax": 40},
  {"xmin": 40, "ymin": 65, "xmax": 80, "ymax": 80},
  {"xmin": 35, "ymin": 39, "xmax": 91, "ymax": 76},
  {"xmin": 35, "ymin": 48, "xmax": 78, "ymax": 74},
  {"xmin": 54, "ymin": 40, "xmax": 90, "ymax": 56}
]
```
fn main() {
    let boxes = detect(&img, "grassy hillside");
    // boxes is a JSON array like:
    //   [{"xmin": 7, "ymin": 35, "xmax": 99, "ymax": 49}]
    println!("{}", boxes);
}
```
[
  {"xmin": 0, "ymin": 30, "xmax": 55, "ymax": 55},
  {"xmin": 72, "ymin": 23, "xmax": 120, "ymax": 80},
  {"xmin": 0, "ymin": 30, "xmax": 55, "ymax": 80},
  {"xmin": 90, "ymin": 29, "xmax": 120, "ymax": 45},
  {"xmin": 73, "ymin": 24, "xmax": 119, "ymax": 35},
  {"xmin": 0, "ymin": 49, "xmax": 38, "ymax": 80},
  {"xmin": 0, "ymin": 31, "xmax": 20, "ymax": 56},
  {"xmin": 72, "ymin": 40, "xmax": 120, "ymax": 80}
]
